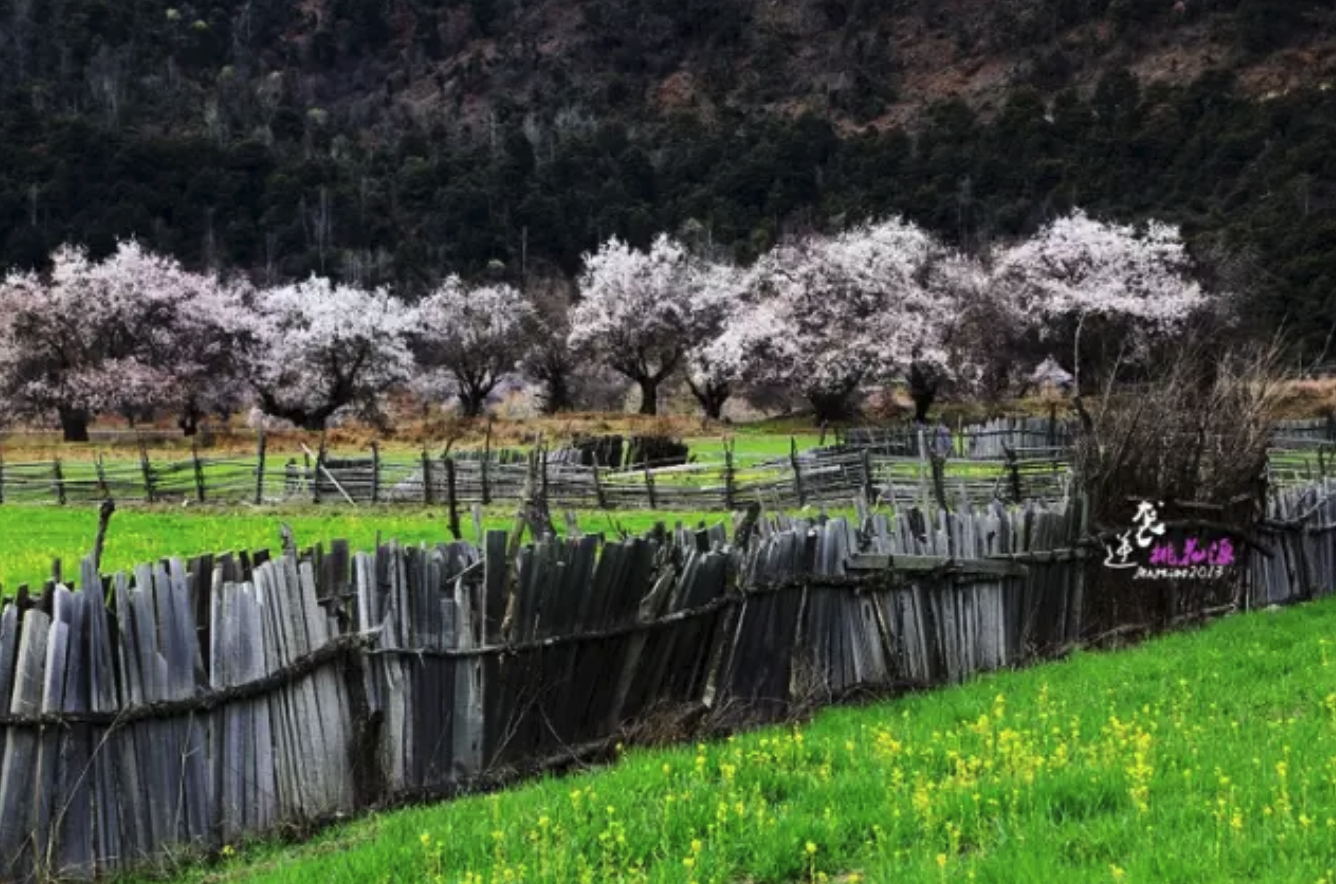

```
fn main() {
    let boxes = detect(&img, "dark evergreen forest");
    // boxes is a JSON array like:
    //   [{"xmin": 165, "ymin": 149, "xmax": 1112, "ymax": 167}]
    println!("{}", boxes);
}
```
[{"xmin": 1, "ymin": 0, "xmax": 1334, "ymax": 352}]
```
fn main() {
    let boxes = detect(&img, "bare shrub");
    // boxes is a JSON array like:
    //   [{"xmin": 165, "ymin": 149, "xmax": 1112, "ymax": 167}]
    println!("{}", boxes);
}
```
[
  {"xmin": 1072, "ymin": 331, "xmax": 1286, "ymax": 632},
  {"xmin": 1073, "ymin": 333, "xmax": 1284, "ymax": 523}
]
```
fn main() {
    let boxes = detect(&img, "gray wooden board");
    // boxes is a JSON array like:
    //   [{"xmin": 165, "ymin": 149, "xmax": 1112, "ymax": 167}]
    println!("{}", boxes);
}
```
[
  {"xmin": 35, "ymin": 601, "xmax": 70, "ymax": 881},
  {"xmin": 54, "ymin": 587, "xmax": 95, "ymax": 879},
  {"xmin": 111, "ymin": 574, "xmax": 149, "ymax": 862},
  {"xmin": 451, "ymin": 571, "xmax": 484, "ymax": 781},
  {"xmin": 0, "ymin": 608, "xmax": 50, "ymax": 881}
]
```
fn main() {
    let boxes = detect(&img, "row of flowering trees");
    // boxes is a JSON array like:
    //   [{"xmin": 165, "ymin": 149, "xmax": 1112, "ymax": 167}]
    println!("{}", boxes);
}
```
[
  {"xmin": 0, "ymin": 210, "xmax": 1213, "ymax": 441},
  {"xmin": 570, "ymin": 209, "xmax": 1212, "ymax": 421}
]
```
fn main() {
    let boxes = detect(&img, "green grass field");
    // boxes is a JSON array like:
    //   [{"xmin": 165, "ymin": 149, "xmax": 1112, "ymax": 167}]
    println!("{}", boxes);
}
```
[
  {"xmin": 0, "ymin": 504, "xmax": 761, "ymax": 590},
  {"xmin": 120, "ymin": 594, "xmax": 1336, "ymax": 884}
]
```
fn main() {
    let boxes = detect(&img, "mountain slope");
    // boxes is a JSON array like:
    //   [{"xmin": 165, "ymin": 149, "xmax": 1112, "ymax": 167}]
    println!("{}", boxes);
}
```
[{"xmin": 1, "ymin": 0, "xmax": 1335, "ymax": 347}]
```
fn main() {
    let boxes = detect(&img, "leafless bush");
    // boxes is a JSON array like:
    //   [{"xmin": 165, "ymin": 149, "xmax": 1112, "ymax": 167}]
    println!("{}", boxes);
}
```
[
  {"xmin": 1073, "ymin": 332, "xmax": 1285, "ymax": 525},
  {"xmin": 1073, "ymin": 333, "xmax": 1285, "ymax": 635}
]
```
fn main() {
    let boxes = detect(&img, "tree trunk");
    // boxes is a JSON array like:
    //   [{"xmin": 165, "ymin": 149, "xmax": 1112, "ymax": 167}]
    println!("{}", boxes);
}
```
[
  {"xmin": 910, "ymin": 385, "xmax": 936, "ymax": 423},
  {"xmin": 541, "ymin": 372, "xmax": 573, "ymax": 414},
  {"xmin": 637, "ymin": 377, "xmax": 659, "ymax": 415},
  {"xmin": 459, "ymin": 388, "xmax": 488, "ymax": 418},
  {"xmin": 299, "ymin": 413, "xmax": 328, "ymax": 431},
  {"xmin": 909, "ymin": 362, "xmax": 938, "ymax": 424},
  {"xmin": 687, "ymin": 378, "xmax": 729, "ymax": 421},
  {"xmin": 59, "ymin": 407, "xmax": 91, "ymax": 443},
  {"xmin": 807, "ymin": 387, "xmax": 859, "ymax": 423},
  {"xmin": 178, "ymin": 406, "xmax": 201, "ymax": 437}
]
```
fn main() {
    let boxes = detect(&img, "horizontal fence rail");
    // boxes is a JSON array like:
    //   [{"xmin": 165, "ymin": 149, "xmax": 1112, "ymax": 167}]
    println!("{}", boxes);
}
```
[{"xmin": 0, "ymin": 474, "xmax": 1333, "ymax": 880}]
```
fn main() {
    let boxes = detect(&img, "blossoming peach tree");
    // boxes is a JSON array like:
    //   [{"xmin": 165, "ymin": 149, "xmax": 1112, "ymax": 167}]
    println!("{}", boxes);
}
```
[
  {"xmin": 231, "ymin": 275, "xmax": 416, "ymax": 430},
  {"xmin": 705, "ymin": 217, "xmax": 1014, "ymax": 423},
  {"xmin": 410, "ymin": 277, "xmax": 537, "ymax": 417},
  {"xmin": 0, "ymin": 240, "xmax": 244, "ymax": 441},
  {"xmin": 568, "ymin": 234, "xmax": 740, "ymax": 416},
  {"xmin": 990, "ymin": 209, "xmax": 1208, "ymax": 394}
]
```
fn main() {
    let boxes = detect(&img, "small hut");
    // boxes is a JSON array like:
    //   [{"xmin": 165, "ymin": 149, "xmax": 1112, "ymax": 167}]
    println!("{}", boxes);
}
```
[{"xmin": 1029, "ymin": 357, "xmax": 1075, "ymax": 394}]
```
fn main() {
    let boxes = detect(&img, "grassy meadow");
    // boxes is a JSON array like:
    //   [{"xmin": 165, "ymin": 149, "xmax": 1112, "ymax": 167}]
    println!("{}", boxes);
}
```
[
  {"xmin": 0, "ymin": 503, "xmax": 759, "ymax": 590},
  {"xmin": 120, "ymin": 591, "xmax": 1336, "ymax": 884},
  {"xmin": 0, "ymin": 428, "xmax": 851, "ymax": 588}
]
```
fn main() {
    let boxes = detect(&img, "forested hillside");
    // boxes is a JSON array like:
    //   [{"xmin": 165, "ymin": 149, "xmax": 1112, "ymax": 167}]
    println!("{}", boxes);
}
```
[{"xmin": 2, "ymin": 0, "xmax": 1335, "ymax": 349}]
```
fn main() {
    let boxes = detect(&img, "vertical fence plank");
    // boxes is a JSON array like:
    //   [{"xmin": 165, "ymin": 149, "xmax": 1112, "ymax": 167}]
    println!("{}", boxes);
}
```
[
  {"xmin": 53, "ymin": 458, "xmax": 66, "ymax": 506},
  {"xmin": 443, "ymin": 457, "xmax": 462, "ymax": 541},
  {"xmin": 370, "ymin": 443, "xmax": 381, "ymax": 505},
  {"xmin": 0, "ymin": 608, "xmax": 51, "ymax": 882},
  {"xmin": 192, "ymin": 444, "xmax": 207, "ymax": 503},
  {"xmin": 138, "ymin": 442, "xmax": 155, "ymax": 503},
  {"xmin": 255, "ymin": 430, "xmax": 267, "ymax": 504}
]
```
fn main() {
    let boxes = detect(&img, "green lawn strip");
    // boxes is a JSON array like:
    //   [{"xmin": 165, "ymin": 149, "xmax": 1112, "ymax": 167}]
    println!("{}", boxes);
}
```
[
  {"xmin": 0, "ymin": 505, "xmax": 742, "ymax": 589},
  {"xmin": 127, "ymin": 597, "xmax": 1336, "ymax": 884}
]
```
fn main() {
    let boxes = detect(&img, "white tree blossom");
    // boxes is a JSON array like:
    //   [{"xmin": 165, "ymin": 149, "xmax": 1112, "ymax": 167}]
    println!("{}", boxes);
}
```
[
  {"xmin": 991, "ymin": 209, "xmax": 1208, "ymax": 389},
  {"xmin": 682, "ymin": 259, "xmax": 747, "ymax": 419},
  {"xmin": 412, "ymin": 277, "xmax": 537, "ymax": 417},
  {"xmin": 0, "ymin": 240, "xmax": 242, "ymax": 440},
  {"xmin": 237, "ymin": 275, "xmax": 416, "ymax": 430},
  {"xmin": 707, "ymin": 217, "xmax": 966, "ymax": 421},
  {"xmin": 570, "ymin": 234, "xmax": 725, "ymax": 415}
]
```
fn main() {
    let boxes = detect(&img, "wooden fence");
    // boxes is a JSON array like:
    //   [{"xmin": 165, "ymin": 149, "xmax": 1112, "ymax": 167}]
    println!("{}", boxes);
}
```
[
  {"xmin": 841, "ymin": 416, "xmax": 1336, "ymax": 458},
  {"xmin": 839, "ymin": 415, "xmax": 1075, "ymax": 459},
  {"xmin": 2, "ymin": 476, "xmax": 1335, "ymax": 881},
  {"xmin": 3, "ymin": 415, "xmax": 1332, "ymax": 510},
  {"xmin": 0, "ymin": 440, "xmax": 1072, "ymax": 511}
]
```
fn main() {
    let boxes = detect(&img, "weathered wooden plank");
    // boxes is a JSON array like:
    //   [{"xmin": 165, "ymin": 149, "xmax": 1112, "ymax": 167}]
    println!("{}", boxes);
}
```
[
  {"xmin": 451, "ymin": 568, "xmax": 484, "ymax": 781},
  {"xmin": 0, "ymin": 604, "xmax": 18, "ymax": 841},
  {"xmin": 0, "ymin": 608, "xmax": 50, "ymax": 882},
  {"xmin": 51, "ymin": 586, "xmax": 95, "ymax": 880},
  {"xmin": 32, "ymin": 594, "xmax": 71, "ymax": 881}
]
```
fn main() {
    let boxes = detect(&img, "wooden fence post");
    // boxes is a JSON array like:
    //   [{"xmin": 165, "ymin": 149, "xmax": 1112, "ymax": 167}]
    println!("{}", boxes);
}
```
[
  {"xmin": 313, "ymin": 438, "xmax": 327, "ymax": 504},
  {"xmin": 644, "ymin": 463, "xmax": 658, "ymax": 509},
  {"xmin": 790, "ymin": 436, "xmax": 806, "ymax": 506},
  {"xmin": 443, "ymin": 456, "xmax": 462, "ymax": 540},
  {"xmin": 421, "ymin": 449, "xmax": 434, "ymax": 505},
  {"xmin": 540, "ymin": 437, "xmax": 549, "ymax": 503},
  {"xmin": 0, "ymin": 447, "xmax": 5, "ymax": 504},
  {"xmin": 592, "ymin": 464, "xmax": 607, "ymax": 510},
  {"xmin": 1003, "ymin": 445, "xmax": 1023, "ymax": 503},
  {"xmin": 370, "ymin": 442, "xmax": 381, "ymax": 505},
  {"xmin": 723, "ymin": 440, "xmax": 737, "ymax": 510},
  {"xmin": 95, "ymin": 454, "xmax": 109, "ymax": 499},
  {"xmin": 53, "ymin": 457, "xmax": 65, "ymax": 505},
  {"xmin": 861, "ymin": 448, "xmax": 874, "ymax": 504},
  {"xmin": 929, "ymin": 453, "xmax": 950, "ymax": 514},
  {"xmin": 255, "ymin": 430, "xmax": 267, "ymax": 505},
  {"xmin": 138, "ymin": 440, "xmax": 156, "ymax": 503},
  {"xmin": 191, "ymin": 443, "xmax": 206, "ymax": 503},
  {"xmin": 481, "ymin": 419, "xmax": 493, "ymax": 506},
  {"xmin": 1048, "ymin": 402, "xmax": 1058, "ymax": 451}
]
